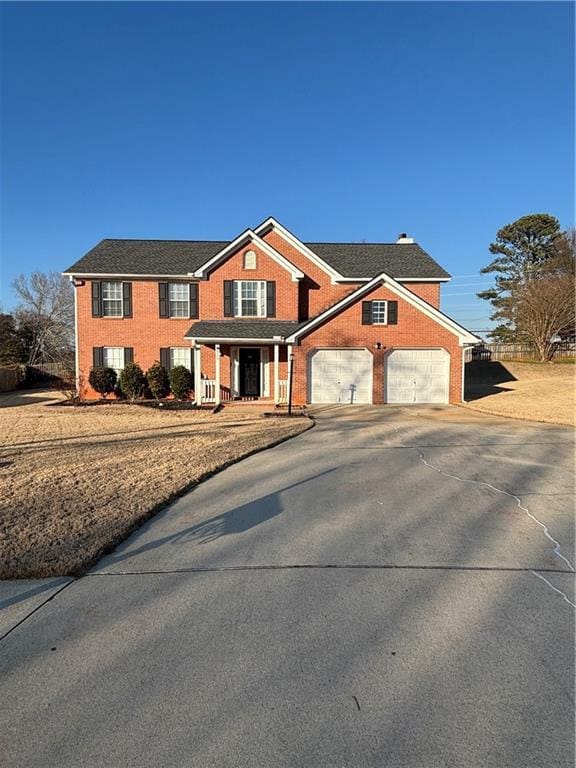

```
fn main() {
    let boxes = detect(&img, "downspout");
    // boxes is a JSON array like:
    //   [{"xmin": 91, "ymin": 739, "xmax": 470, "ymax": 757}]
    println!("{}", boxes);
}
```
[{"xmin": 70, "ymin": 276, "xmax": 79, "ymax": 395}]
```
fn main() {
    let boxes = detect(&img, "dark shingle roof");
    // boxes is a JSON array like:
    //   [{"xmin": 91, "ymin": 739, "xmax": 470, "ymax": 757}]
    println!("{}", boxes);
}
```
[
  {"xmin": 64, "ymin": 239, "xmax": 228, "ymax": 276},
  {"xmin": 304, "ymin": 242, "xmax": 450, "ymax": 279},
  {"xmin": 64, "ymin": 238, "xmax": 450, "ymax": 279},
  {"xmin": 185, "ymin": 320, "xmax": 303, "ymax": 340}
]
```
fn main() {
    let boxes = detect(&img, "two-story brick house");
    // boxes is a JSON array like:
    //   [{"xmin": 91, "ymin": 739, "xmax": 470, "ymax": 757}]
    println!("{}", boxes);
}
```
[{"xmin": 63, "ymin": 217, "xmax": 478, "ymax": 405}]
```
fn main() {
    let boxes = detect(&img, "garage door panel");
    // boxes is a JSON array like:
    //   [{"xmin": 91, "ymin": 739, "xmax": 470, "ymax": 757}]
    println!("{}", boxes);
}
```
[
  {"xmin": 386, "ymin": 349, "xmax": 449, "ymax": 404},
  {"xmin": 310, "ymin": 349, "xmax": 372, "ymax": 404}
]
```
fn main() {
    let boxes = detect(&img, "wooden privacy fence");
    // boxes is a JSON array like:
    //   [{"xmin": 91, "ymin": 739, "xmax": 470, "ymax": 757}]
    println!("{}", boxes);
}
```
[
  {"xmin": 0, "ymin": 365, "xmax": 25, "ymax": 392},
  {"xmin": 465, "ymin": 342, "xmax": 576, "ymax": 363}
]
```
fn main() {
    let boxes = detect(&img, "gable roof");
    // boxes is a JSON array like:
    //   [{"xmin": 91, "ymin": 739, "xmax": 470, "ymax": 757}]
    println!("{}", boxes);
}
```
[
  {"xmin": 63, "ymin": 221, "xmax": 450, "ymax": 281},
  {"xmin": 284, "ymin": 272, "xmax": 479, "ymax": 346},
  {"xmin": 191, "ymin": 229, "xmax": 304, "ymax": 281}
]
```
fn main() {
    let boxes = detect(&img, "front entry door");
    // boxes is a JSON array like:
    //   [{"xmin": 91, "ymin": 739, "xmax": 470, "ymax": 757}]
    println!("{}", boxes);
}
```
[{"xmin": 239, "ymin": 348, "xmax": 261, "ymax": 397}]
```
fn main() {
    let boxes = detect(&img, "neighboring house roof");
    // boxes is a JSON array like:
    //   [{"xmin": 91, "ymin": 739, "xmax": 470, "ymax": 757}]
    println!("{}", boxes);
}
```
[
  {"xmin": 284, "ymin": 272, "xmax": 479, "ymax": 346},
  {"xmin": 63, "ymin": 236, "xmax": 450, "ymax": 280},
  {"xmin": 185, "ymin": 320, "xmax": 303, "ymax": 341}
]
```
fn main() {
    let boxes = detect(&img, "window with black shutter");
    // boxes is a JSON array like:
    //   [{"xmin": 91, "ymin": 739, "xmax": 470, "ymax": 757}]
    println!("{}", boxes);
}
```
[
  {"xmin": 362, "ymin": 301, "xmax": 373, "ymax": 325},
  {"xmin": 189, "ymin": 283, "xmax": 199, "ymax": 319},
  {"xmin": 91, "ymin": 282, "xmax": 102, "ymax": 317},
  {"xmin": 159, "ymin": 282, "xmax": 169, "ymax": 318},
  {"xmin": 388, "ymin": 301, "xmax": 398, "ymax": 325},
  {"xmin": 223, "ymin": 281, "xmax": 233, "ymax": 317},
  {"xmin": 122, "ymin": 283, "xmax": 133, "ymax": 318},
  {"xmin": 266, "ymin": 281, "xmax": 276, "ymax": 318}
]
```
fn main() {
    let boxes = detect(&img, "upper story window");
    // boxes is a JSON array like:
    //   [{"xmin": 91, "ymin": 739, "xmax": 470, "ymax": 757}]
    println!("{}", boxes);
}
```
[
  {"xmin": 168, "ymin": 283, "xmax": 190, "ymax": 317},
  {"xmin": 234, "ymin": 280, "xmax": 266, "ymax": 317},
  {"xmin": 243, "ymin": 250, "xmax": 257, "ymax": 270},
  {"xmin": 101, "ymin": 281, "xmax": 123, "ymax": 317},
  {"xmin": 92, "ymin": 281, "xmax": 132, "ymax": 318},
  {"xmin": 371, "ymin": 300, "xmax": 388, "ymax": 325},
  {"xmin": 158, "ymin": 282, "xmax": 198, "ymax": 319}
]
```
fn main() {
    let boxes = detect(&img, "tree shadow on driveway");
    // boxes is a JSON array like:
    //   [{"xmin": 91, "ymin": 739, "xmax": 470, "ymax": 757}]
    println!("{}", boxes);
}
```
[{"xmin": 102, "ymin": 467, "xmax": 339, "ymax": 566}]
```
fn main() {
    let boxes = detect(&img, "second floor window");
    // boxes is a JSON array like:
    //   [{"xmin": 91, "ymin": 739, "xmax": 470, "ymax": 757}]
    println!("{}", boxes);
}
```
[
  {"xmin": 234, "ymin": 280, "xmax": 266, "ymax": 317},
  {"xmin": 168, "ymin": 283, "xmax": 190, "ymax": 317},
  {"xmin": 371, "ymin": 300, "xmax": 388, "ymax": 324},
  {"xmin": 102, "ymin": 282, "xmax": 123, "ymax": 317}
]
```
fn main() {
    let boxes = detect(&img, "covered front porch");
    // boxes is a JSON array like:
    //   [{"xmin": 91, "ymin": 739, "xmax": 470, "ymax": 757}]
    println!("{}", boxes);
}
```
[{"xmin": 185, "ymin": 320, "xmax": 301, "ymax": 406}]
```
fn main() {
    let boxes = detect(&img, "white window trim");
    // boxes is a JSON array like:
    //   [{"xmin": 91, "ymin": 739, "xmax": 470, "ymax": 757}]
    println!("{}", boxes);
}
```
[
  {"xmin": 103, "ymin": 347, "xmax": 125, "ymax": 374},
  {"xmin": 234, "ymin": 280, "xmax": 267, "ymax": 318},
  {"xmin": 371, "ymin": 300, "xmax": 388, "ymax": 325},
  {"xmin": 169, "ymin": 347, "xmax": 193, "ymax": 371},
  {"xmin": 102, "ymin": 281, "xmax": 123, "ymax": 318},
  {"xmin": 243, "ymin": 250, "xmax": 257, "ymax": 270},
  {"xmin": 168, "ymin": 283, "xmax": 190, "ymax": 318}
]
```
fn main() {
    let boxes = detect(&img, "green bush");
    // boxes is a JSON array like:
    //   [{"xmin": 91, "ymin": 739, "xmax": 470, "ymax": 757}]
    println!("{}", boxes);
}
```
[
  {"xmin": 169, "ymin": 365, "xmax": 194, "ymax": 400},
  {"xmin": 146, "ymin": 361, "xmax": 170, "ymax": 399},
  {"xmin": 118, "ymin": 362, "xmax": 147, "ymax": 401},
  {"xmin": 88, "ymin": 366, "xmax": 117, "ymax": 398}
]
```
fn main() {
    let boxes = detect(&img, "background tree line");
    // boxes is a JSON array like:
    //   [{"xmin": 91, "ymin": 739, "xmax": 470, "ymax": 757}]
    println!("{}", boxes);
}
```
[
  {"xmin": 478, "ymin": 213, "xmax": 575, "ymax": 360},
  {"xmin": 0, "ymin": 273, "xmax": 74, "ymax": 366}
]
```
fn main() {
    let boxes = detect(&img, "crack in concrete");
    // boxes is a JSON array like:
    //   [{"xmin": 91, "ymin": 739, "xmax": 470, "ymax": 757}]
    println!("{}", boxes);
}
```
[{"xmin": 389, "ymin": 424, "xmax": 575, "ymax": 609}]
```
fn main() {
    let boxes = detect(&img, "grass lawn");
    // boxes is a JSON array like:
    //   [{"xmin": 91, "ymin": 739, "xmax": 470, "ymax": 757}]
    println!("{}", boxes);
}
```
[
  {"xmin": 465, "ymin": 361, "xmax": 574, "ymax": 426},
  {"xmin": 0, "ymin": 393, "xmax": 311, "ymax": 579}
]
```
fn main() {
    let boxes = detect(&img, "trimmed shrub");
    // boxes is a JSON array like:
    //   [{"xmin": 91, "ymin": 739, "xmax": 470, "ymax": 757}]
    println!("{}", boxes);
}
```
[
  {"xmin": 169, "ymin": 365, "xmax": 194, "ymax": 400},
  {"xmin": 118, "ymin": 362, "xmax": 147, "ymax": 401},
  {"xmin": 146, "ymin": 361, "xmax": 170, "ymax": 399},
  {"xmin": 88, "ymin": 366, "xmax": 117, "ymax": 398}
]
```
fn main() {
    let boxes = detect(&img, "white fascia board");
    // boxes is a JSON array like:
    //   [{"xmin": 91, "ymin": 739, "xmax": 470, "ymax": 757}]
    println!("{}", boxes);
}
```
[
  {"xmin": 62, "ymin": 272, "xmax": 200, "ymax": 280},
  {"xmin": 333, "ymin": 276, "xmax": 451, "ymax": 283},
  {"xmin": 253, "ymin": 217, "xmax": 344, "ymax": 282},
  {"xmin": 285, "ymin": 271, "xmax": 480, "ymax": 345},
  {"xmin": 192, "ymin": 229, "xmax": 303, "ymax": 281},
  {"xmin": 184, "ymin": 336, "xmax": 288, "ymax": 344}
]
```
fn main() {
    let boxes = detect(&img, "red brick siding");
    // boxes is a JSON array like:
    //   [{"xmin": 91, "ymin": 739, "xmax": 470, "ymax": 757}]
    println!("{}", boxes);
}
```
[
  {"xmin": 199, "ymin": 242, "xmax": 298, "ymax": 320},
  {"xmin": 291, "ymin": 283, "xmax": 463, "ymax": 405}
]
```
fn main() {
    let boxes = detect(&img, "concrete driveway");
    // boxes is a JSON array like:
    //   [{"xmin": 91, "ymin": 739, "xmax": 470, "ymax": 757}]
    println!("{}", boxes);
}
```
[{"xmin": 1, "ymin": 406, "xmax": 574, "ymax": 767}]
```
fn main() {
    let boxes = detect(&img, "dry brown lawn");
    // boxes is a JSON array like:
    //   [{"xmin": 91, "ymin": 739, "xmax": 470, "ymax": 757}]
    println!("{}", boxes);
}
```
[
  {"xmin": 0, "ymin": 393, "xmax": 311, "ymax": 579},
  {"xmin": 465, "ymin": 361, "xmax": 575, "ymax": 426}
]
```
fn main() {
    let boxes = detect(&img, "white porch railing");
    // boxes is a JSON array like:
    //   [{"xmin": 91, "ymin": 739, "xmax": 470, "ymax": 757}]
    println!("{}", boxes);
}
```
[
  {"xmin": 201, "ymin": 379, "xmax": 217, "ymax": 403},
  {"xmin": 277, "ymin": 379, "xmax": 289, "ymax": 403}
]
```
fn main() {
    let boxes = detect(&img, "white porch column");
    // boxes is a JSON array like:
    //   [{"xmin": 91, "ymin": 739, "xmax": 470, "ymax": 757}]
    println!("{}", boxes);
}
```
[
  {"xmin": 273, "ymin": 344, "xmax": 279, "ymax": 404},
  {"xmin": 215, "ymin": 344, "xmax": 221, "ymax": 405},
  {"xmin": 287, "ymin": 344, "xmax": 293, "ymax": 407},
  {"xmin": 194, "ymin": 344, "xmax": 202, "ymax": 404}
]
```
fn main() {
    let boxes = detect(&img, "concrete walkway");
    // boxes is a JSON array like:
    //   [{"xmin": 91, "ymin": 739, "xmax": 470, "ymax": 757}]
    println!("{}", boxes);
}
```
[{"xmin": 1, "ymin": 406, "xmax": 574, "ymax": 767}]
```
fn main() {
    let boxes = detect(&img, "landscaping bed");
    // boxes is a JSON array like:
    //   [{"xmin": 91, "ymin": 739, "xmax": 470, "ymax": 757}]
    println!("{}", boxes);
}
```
[
  {"xmin": 465, "ymin": 360, "xmax": 574, "ymax": 426},
  {"xmin": 0, "ymin": 397, "xmax": 311, "ymax": 579}
]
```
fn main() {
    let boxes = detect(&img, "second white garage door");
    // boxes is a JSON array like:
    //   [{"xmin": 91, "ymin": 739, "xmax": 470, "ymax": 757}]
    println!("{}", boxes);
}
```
[
  {"xmin": 386, "ymin": 348, "xmax": 450, "ymax": 404},
  {"xmin": 310, "ymin": 348, "xmax": 373, "ymax": 404}
]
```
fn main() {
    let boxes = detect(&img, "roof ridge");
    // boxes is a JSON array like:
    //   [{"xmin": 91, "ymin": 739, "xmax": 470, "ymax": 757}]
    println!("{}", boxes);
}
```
[{"xmin": 100, "ymin": 238, "xmax": 229, "ymax": 244}]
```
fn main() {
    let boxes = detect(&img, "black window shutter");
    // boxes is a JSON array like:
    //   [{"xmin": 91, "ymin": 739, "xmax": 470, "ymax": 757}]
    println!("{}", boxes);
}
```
[
  {"xmin": 160, "ymin": 348, "xmax": 170, "ymax": 370},
  {"xmin": 223, "ymin": 280, "xmax": 233, "ymax": 317},
  {"xmin": 159, "ymin": 282, "xmax": 169, "ymax": 318},
  {"xmin": 124, "ymin": 347, "xmax": 134, "ymax": 364},
  {"xmin": 91, "ymin": 282, "xmax": 102, "ymax": 317},
  {"xmin": 93, "ymin": 347, "xmax": 104, "ymax": 367},
  {"xmin": 266, "ymin": 281, "xmax": 276, "ymax": 318},
  {"xmin": 122, "ymin": 282, "xmax": 132, "ymax": 317},
  {"xmin": 189, "ymin": 283, "xmax": 199, "ymax": 319},
  {"xmin": 388, "ymin": 300, "xmax": 398, "ymax": 325},
  {"xmin": 362, "ymin": 301, "xmax": 373, "ymax": 325}
]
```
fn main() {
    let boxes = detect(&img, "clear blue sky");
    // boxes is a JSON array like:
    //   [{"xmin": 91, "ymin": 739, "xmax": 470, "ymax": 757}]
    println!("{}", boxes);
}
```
[{"xmin": 1, "ymin": 1, "xmax": 574, "ymax": 332}]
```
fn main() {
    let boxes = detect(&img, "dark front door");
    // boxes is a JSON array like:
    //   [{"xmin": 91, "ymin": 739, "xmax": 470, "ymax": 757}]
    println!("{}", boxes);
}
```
[{"xmin": 239, "ymin": 348, "xmax": 261, "ymax": 397}]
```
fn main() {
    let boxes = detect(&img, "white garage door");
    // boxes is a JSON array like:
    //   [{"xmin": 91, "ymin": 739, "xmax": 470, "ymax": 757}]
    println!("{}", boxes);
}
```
[
  {"xmin": 310, "ymin": 348, "xmax": 373, "ymax": 404},
  {"xmin": 387, "ymin": 349, "xmax": 449, "ymax": 404}
]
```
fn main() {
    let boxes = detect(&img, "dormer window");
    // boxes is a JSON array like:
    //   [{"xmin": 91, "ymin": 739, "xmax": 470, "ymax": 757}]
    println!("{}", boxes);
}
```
[{"xmin": 243, "ymin": 250, "xmax": 257, "ymax": 270}]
